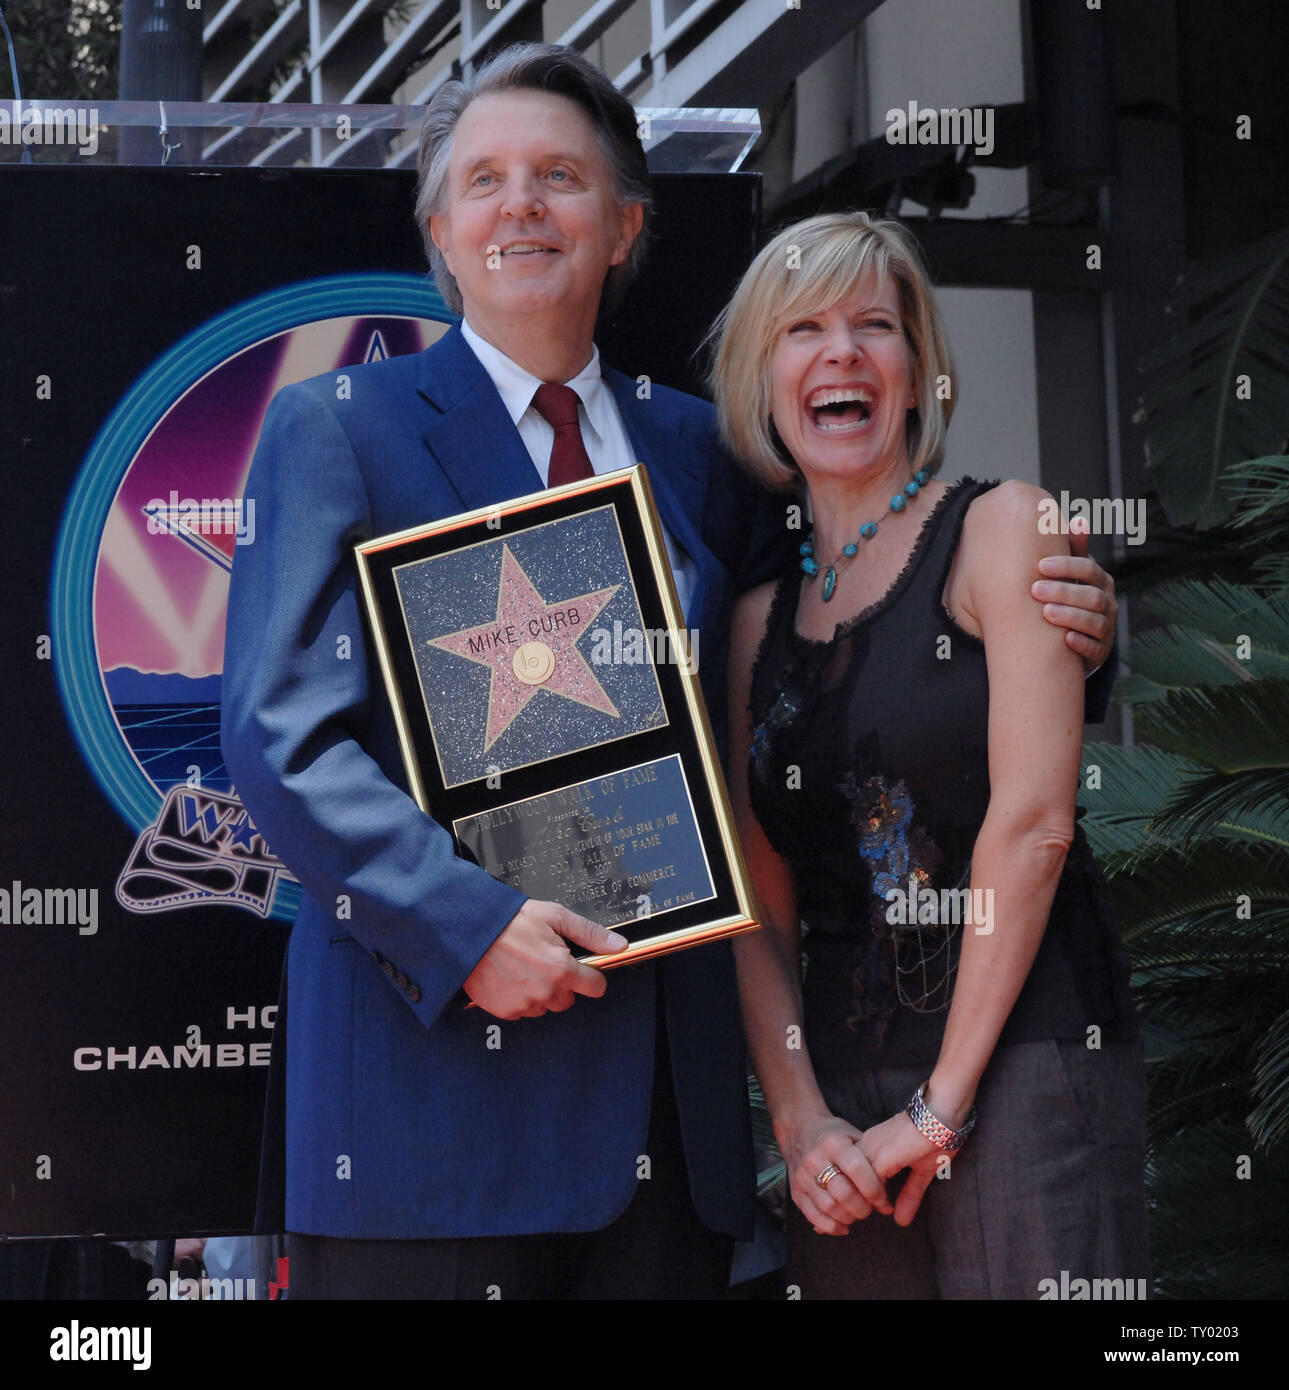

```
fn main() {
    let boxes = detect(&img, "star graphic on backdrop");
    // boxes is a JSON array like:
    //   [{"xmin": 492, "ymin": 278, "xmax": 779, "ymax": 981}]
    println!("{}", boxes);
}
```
[{"xmin": 428, "ymin": 544, "xmax": 621, "ymax": 751}]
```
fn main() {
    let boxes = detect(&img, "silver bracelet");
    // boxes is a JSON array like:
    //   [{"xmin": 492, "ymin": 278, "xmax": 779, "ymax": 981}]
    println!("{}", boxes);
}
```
[{"xmin": 906, "ymin": 1081, "xmax": 977, "ymax": 1154}]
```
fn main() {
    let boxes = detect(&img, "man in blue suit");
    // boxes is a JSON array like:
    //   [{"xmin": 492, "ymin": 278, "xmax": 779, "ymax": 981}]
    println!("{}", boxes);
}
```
[{"xmin": 222, "ymin": 43, "xmax": 1119, "ymax": 1299}]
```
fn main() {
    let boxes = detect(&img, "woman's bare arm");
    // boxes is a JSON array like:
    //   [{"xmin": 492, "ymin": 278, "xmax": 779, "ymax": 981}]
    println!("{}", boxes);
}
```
[
  {"xmin": 860, "ymin": 480, "xmax": 1084, "ymax": 1224},
  {"xmin": 727, "ymin": 582, "xmax": 892, "ymax": 1234}
]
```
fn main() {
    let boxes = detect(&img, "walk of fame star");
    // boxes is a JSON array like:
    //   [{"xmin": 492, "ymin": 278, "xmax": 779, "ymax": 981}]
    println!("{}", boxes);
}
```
[{"xmin": 427, "ymin": 544, "xmax": 621, "ymax": 751}]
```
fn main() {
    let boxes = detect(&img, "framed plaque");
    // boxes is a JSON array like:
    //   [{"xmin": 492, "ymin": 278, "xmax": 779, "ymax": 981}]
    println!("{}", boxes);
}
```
[{"xmin": 354, "ymin": 466, "xmax": 757, "ymax": 968}]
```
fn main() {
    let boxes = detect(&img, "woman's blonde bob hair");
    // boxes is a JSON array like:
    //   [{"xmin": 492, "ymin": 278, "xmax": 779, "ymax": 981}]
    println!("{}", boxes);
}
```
[{"xmin": 708, "ymin": 211, "xmax": 956, "ymax": 491}]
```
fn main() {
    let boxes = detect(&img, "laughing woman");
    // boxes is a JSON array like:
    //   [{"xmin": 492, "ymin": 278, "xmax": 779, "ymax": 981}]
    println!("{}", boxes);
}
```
[{"xmin": 714, "ymin": 212, "xmax": 1149, "ymax": 1299}]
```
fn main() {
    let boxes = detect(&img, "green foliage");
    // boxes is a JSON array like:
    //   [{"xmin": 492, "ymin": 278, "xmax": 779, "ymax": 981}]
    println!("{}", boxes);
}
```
[
  {"xmin": 1135, "ymin": 228, "xmax": 1289, "ymax": 530},
  {"xmin": 1082, "ymin": 387, "xmax": 1289, "ymax": 1296},
  {"xmin": 1146, "ymin": 1118, "xmax": 1289, "ymax": 1299},
  {"xmin": 1227, "ymin": 455, "xmax": 1289, "ymax": 589},
  {"xmin": 1083, "ymin": 719, "xmax": 1289, "ymax": 1296},
  {"xmin": 1085, "ymin": 224, "xmax": 1289, "ymax": 1295},
  {"xmin": 0, "ymin": 0, "xmax": 316, "ymax": 106},
  {"xmin": 1, "ymin": 0, "xmax": 122, "ymax": 101},
  {"xmin": 747, "ymin": 1075, "xmax": 787, "ymax": 1197}
]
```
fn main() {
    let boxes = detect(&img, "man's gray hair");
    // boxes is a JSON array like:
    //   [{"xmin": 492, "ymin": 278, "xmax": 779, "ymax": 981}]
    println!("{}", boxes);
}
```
[{"xmin": 414, "ymin": 43, "xmax": 654, "ymax": 316}]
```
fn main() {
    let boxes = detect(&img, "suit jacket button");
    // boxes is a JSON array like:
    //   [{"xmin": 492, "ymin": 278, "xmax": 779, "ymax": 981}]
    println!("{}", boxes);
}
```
[
  {"xmin": 381, "ymin": 960, "xmax": 395, "ymax": 978},
  {"xmin": 408, "ymin": 985, "xmax": 423, "ymax": 1004},
  {"xmin": 394, "ymin": 971, "xmax": 409, "ymax": 989}
]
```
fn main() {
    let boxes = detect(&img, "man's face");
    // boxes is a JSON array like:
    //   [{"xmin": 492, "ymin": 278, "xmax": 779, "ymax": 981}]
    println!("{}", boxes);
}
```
[{"xmin": 429, "ymin": 89, "xmax": 642, "ymax": 339}]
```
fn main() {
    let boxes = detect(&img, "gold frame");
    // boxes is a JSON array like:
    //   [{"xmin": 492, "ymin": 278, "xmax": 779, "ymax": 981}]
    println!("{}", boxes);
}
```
[{"xmin": 354, "ymin": 464, "xmax": 758, "ymax": 970}]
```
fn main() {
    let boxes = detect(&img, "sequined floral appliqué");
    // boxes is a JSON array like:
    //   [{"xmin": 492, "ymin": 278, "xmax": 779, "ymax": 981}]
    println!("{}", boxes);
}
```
[
  {"xmin": 749, "ymin": 683, "xmax": 805, "ymax": 783},
  {"xmin": 839, "ymin": 771, "xmax": 958, "ymax": 1027}
]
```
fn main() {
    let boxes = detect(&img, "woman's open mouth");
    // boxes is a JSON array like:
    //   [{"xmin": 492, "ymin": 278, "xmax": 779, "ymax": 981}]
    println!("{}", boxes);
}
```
[{"xmin": 806, "ymin": 384, "xmax": 876, "ymax": 434}]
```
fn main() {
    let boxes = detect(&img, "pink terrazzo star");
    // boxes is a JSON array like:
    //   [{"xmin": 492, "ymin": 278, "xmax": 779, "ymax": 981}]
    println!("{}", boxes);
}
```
[{"xmin": 428, "ymin": 544, "xmax": 621, "ymax": 751}]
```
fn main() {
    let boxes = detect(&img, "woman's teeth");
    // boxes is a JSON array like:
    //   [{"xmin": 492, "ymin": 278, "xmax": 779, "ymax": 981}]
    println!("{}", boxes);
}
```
[
  {"xmin": 811, "ymin": 401, "xmax": 872, "ymax": 430},
  {"xmin": 807, "ymin": 387, "xmax": 876, "ymax": 430}
]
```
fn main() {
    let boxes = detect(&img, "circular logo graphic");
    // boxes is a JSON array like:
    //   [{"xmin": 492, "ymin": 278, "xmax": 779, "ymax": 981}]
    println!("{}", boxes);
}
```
[{"xmin": 51, "ymin": 273, "xmax": 457, "ymax": 920}]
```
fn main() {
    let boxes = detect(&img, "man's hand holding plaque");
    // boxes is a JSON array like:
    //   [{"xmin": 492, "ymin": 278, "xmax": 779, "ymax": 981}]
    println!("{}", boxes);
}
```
[
  {"xmin": 463, "ymin": 899, "xmax": 629, "ymax": 1019},
  {"xmin": 355, "ymin": 465, "xmax": 758, "ymax": 982}
]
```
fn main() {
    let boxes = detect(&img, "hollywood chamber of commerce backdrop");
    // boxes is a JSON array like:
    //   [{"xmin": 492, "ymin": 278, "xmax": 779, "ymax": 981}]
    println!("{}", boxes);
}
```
[{"xmin": 0, "ymin": 163, "xmax": 757, "ymax": 1239}]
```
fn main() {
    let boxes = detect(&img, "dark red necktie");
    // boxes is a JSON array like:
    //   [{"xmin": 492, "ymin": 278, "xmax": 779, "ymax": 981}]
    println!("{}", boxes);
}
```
[{"xmin": 532, "ymin": 383, "xmax": 594, "ymax": 488}]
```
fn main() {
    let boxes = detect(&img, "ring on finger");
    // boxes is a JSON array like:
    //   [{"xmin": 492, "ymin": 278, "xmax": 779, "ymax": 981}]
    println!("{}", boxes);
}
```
[{"xmin": 815, "ymin": 1163, "xmax": 841, "ymax": 1189}]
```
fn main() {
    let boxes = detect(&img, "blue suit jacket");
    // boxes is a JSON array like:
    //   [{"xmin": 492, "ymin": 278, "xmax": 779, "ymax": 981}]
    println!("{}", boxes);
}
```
[{"xmin": 221, "ymin": 325, "xmax": 774, "ymax": 1239}]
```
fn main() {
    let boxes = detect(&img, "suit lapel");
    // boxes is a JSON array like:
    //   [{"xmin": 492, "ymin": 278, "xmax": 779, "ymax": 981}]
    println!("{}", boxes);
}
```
[
  {"xmin": 603, "ymin": 369, "xmax": 723, "ymax": 632},
  {"xmin": 414, "ymin": 340, "xmax": 726, "ymax": 634},
  {"xmin": 416, "ymin": 325, "xmax": 544, "ymax": 511}
]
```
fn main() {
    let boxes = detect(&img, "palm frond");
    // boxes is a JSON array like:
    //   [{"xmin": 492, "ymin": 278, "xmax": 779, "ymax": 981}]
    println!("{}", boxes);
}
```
[
  {"xmin": 1135, "ymin": 227, "xmax": 1289, "ymax": 529},
  {"xmin": 1134, "ymin": 679, "xmax": 1289, "ymax": 772},
  {"xmin": 1123, "ymin": 628, "xmax": 1279, "ymax": 691},
  {"xmin": 1110, "ymin": 674, "xmax": 1175, "ymax": 707},
  {"xmin": 1134, "ymin": 969, "xmax": 1286, "ymax": 1054},
  {"xmin": 747, "ymin": 1073, "xmax": 787, "ymax": 1199},
  {"xmin": 756, "ymin": 1159, "xmax": 787, "ymax": 1198},
  {"xmin": 1108, "ymin": 231, "xmax": 1289, "ymax": 1301},
  {"xmin": 1128, "ymin": 905, "xmax": 1289, "ymax": 972},
  {"xmin": 1106, "ymin": 845, "xmax": 1289, "ymax": 938},
  {"xmin": 1250, "ymin": 1008, "xmax": 1289, "ymax": 1151},
  {"xmin": 1250, "ymin": 556, "xmax": 1289, "ymax": 590},
  {"xmin": 1226, "ymin": 455, "xmax": 1289, "ymax": 586},
  {"xmin": 1111, "ymin": 517, "xmax": 1260, "ymax": 595},
  {"xmin": 1152, "ymin": 768, "xmax": 1289, "ymax": 850},
  {"xmin": 1227, "ymin": 454, "xmax": 1289, "ymax": 526},
  {"xmin": 1146, "ymin": 1118, "xmax": 1289, "ymax": 1298},
  {"xmin": 1145, "ymin": 1070, "xmax": 1253, "ymax": 1143},
  {"xmin": 1138, "ymin": 576, "xmax": 1289, "ymax": 655},
  {"xmin": 1079, "ymin": 742, "xmax": 1198, "ymax": 860}
]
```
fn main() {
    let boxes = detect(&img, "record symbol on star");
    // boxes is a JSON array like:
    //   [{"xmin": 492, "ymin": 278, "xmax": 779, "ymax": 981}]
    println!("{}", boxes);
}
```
[{"xmin": 428, "ymin": 544, "xmax": 621, "ymax": 751}]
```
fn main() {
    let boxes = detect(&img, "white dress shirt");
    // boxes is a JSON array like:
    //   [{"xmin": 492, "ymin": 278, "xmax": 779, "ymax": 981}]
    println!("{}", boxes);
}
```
[{"xmin": 460, "ymin": 320, "xmax": 695, "ymax": 617}]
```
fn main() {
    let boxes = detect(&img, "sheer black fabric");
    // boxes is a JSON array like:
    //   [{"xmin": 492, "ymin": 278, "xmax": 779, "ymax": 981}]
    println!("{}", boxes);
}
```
[{"xmin": 747, "ymin": 479, "xmax": 1137, "ymax": 1069}]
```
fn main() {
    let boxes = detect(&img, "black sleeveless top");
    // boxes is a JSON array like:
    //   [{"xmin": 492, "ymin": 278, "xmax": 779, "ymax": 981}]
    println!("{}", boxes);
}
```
[{"xmin": 747, "ymin": 479, "xmax": 1137, "ymax": 1070}]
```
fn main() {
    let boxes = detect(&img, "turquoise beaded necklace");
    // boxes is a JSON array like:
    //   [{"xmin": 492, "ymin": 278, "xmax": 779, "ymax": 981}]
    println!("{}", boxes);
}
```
[{"xmin": 800, "ymin": 467, "xmax": 932, "ymax": 602}]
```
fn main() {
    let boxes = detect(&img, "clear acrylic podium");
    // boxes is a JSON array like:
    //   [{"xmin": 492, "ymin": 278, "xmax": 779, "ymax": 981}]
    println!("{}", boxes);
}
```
[{"xmin": 0, "ymin": 98, "xmax": 758, "ymax": 171}]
